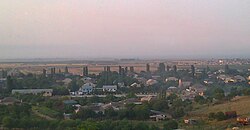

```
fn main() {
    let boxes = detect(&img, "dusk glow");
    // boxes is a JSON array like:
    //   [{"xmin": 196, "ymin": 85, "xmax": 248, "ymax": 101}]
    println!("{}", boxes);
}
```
[{"xmin": 0, "ymin": 0, "xmax": 250, "ymax": 59}]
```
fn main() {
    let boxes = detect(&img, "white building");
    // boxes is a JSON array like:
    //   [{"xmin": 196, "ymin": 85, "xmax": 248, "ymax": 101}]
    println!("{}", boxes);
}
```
[
  {"xmin": 12, "ymin": 89, "xmax": 53, "ymax": 97},
  {"xmin": 146, "ymin": 79, "xmax": 158, "ymax": 86},
  {"xmin": 103, "ymin": 85, "xmax": 117, "ymax": 92},
  {"xmin": 78, "ymin": 83, "xmax": 95, "ymax": 94}
]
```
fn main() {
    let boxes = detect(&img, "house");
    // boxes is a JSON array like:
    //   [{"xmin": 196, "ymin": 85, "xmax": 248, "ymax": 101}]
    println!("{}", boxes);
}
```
[
  {"xmin": 217, "ymin": 75, "xmax": 246, "ymax": 84},
  {"xmin": 0, "ymin": 97, "xmax": 21, "ymax": 105},
  {"xmin": 136, "ymin": 77, "xmax": 147, "ymax": 85},
  {"xmin": 103, "ymin": 85, "xmax": 117, "ymax": 92},
  {"xmin": 234, "ymin": 75, "xmax": 246, "ymax": 82},
  {"xmin": 101, "ymin": 102, "xmax": 125, "ymax": 111},
  {"xmin": 62, "ymin": 78, "xmax": 72, "ymax": 85},
  {"xmin": 118, "ymin": 82, "xmax": 125, "ymax": 88},
  {"xmin": 247, "ymin": 76, "xmax": 250, "ymax": 81},
  {"xmin": 146, "ymin": 79, "xmax": 158, "ymax": 86},
  {"xmin": 130, "ymin": 83, "xmax": 141, "ymax": 88},
  {"xmin": 189, "ymin": 84, "xmax": 207, "ymax": 96},
  {"xmin": 124, "ymin": 98, "xmax": 142, "ymax": 105},
  {"xmin": 78, "ymin": 83, "xmax": 95, "ymax": 94},
  {"xmin": 203, "ymin": 79, "xmax": 214, "ymax": 85},
  {"xmin": 12, "ymin": 89, "xmax": 53, "ymax": 96},
  {"xmin": 224, "ymin": 77, "xmax": 235, "ymax": 83},
  {"xmin": 152, "ymin": 75, "xmax": 161, "ymax": 80},
  {"xmin": 82, "ymin": 77, "xmax": 94, "ymax": 84},
  {"xmin": 63, "ymin": 113, "xmax": 72, "ymax": 120},
  {"xmin": 82, "ymin": 103, "xmax": 105, "ymax": 114},
  {"xmin": 166, "ymin": 77, "xmax": 178, "ymax": 82},
  {"xmin": 150, "ymin": 110, "xmax": 172, "ymax": 121},
  {"xmin": 0, "ymin": 78, "xmax": 6, "ymax": 88},
  {"xmin": 237, "ymin": 117, "xmax": 250, "ymax": 125},
  {"xmin": 184, "ymin": 119, "xmax": 198, "ymax": 125},
  {"xmin": 166, "ymin": 86, "xmax": 178, "ymax": 96},
  {"xmin": 217, "ymin": 74, "xmax": 228, "ymax": 81},
  {"xmin": 63, "ymin": 100, "xmax": 78, "ymax": 106},
  {"xmin": 141, "ymin": 96, "xmax": 156, "ymax": 102},
  {"xmin": 73, "ymin": 104, "xmax": 82, "ymax": 113},
  {"xmin": 178, "ymin": 80, "xmax": 192, "ymax": 88}
]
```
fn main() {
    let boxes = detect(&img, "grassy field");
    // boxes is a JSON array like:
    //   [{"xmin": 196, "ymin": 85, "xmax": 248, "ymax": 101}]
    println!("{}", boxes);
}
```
[
  {"xmin": 191, "ymin": 96, "xmax": 250, "ymax": 117},
  {"xmin": 183, "ymin": 96, "xmax": 250, "ymax": 130}
]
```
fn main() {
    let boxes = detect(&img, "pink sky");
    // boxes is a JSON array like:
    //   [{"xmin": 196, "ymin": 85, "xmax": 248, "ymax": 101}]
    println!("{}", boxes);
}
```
[{"xmin": 0, "ymin": 0, "xmax": 250, "ymax": 59}]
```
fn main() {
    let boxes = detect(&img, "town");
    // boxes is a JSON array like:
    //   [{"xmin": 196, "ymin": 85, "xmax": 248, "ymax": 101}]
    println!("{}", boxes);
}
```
[{"xmin": 0, "ymin": 59, "xmax": 250, "ymax": 130}]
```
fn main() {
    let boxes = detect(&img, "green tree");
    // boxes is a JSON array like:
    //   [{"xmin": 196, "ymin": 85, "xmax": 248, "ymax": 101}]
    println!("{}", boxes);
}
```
[
  {"xmin": 134, "ymin": 105, "xmax": 150, "ymax": 120},
  {"xmin": 133, "ymin": 122, "xmax": 149, "ymax": 130},
  {"xmin": 208, "ymin": 112, "xmax": 215, "ymax": 120},
  {"xmin": 152, "ymin": 100, "xmax": 169, "ymax": 111},
  {"xmin": 173, "ymin": 108, "xmax": 185, "ymax": 118},
  {"xmin": 194, "ymin": 95, "xmax": 206, "ymax": 104},
  {"xmin": 73, "ymin": 109, "xmax": 96, "ymax": 120},
  {"xmin": 163, "ymin": 120, "xmax": 178, "ymax": 130},
  {"xmin": 6, "ymin": 76, "xmax": 14, "ymax": 92},
  {"xmin": 126, "ymin": 92, "xmax": 137, "ymax": 98},
  {"xmin": 69, "ymin": 79, "xmax": 79, "ymax": 92},
  {"xmin": 215, "ymin": 112, "xmax": 226, "ymax": 121},
  {"xmin": 213, "ymin": 88, "xmax": 225, "ymax": 100},
  {"xmin": 77, "ymin": 120, "xmax": 99, "ymax": 130},
  {"xmin": 2, "ymin": 116, "xmax": 15, "ymax": 129},
  {"xmin": 149, "ymin": 125, "xmax": 160, "ymax": 130}
]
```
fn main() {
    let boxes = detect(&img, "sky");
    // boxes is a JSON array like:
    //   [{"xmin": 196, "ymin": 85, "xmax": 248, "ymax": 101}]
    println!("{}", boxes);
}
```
[{"xmin": 0, "ymin": 0, "xmax": 250, "ymax": 59}]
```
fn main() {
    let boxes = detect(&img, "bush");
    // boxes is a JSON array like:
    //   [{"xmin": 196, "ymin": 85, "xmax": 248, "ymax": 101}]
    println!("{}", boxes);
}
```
[
  {"xmin": 208, "ymin": 112, "xmax": 215, "ymax": 120},
  {"xmin": 209, "ymin": 111, "xmax": 227, "ymax": 121},
  {"xmin": 215, "ymin": 112, "xmax": 227, "ymax": 121}
]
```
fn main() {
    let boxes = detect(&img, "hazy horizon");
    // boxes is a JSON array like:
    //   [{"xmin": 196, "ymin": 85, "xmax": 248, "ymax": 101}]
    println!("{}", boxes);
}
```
[{"xmin": 1, "ymin": 0, "xmax": 250, "ymax": 59}]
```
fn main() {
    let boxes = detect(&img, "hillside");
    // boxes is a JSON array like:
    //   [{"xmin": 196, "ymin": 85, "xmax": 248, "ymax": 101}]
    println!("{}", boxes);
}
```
[{"xmin": 184, "ymin": 96, "xmax": 250, "ymax": 130}]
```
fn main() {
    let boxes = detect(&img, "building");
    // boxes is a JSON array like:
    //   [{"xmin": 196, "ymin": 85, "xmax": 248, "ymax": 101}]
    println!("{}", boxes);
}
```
[
  {"xmin": 119, "ymin": 66, "xmax": 122, "ymax": 75},
  {"xmin": 150, "ymin": 110, "xmax": 171, "ymax": 121},
  {"xmin": 146, "ymin": 64, "xmax": 150, "ymax": 72},
  {"xmin": 83, "ymin": 66, "xmax": 89, "ymax": 76},
  {"xmin": 103, "ymin": 85, "xmax": 117, "ymax": 92},
  {"xmin": 166, "ymin": 77, "xmax": 179, "ymax": 82},
  {"xmin": 50, "ymin": 67, "xmax": 56, "ymax": 76},
  {"xmin": 65, "ymin": 66, "xmax": 69, "ymax": 74},
  {"xmin": 178, "ymin": 79, "xmax": 192, "ymax": 88},
  {"xmin": 62, "ymin": 78, "xmax": 72, "ymax": 85},
  {"xmin": 63, "ymin": 100, "xmax": 78, "ymax": 106},
  {"xmin": 191, "ymin": 65, "xmax": 195, "ymax": 77},
  {"xmin": 166, "ymin": 65, "xmax": 170, "ymax": 71},
  {"xmin": 78, "ymin": 83, "xmax": 95, "ymax": 94},
  {"xmin": 124, "ymin": 98, "xmax": 142, "ymax": 105},
  {"xmin": 146, "ymin": 79, "xmax": 158, "ymax": 86},
  {"xmin": 173, "ymin": 65, "xmax": 177, "ymax": 72},
  {"xmin": 0, "ymin": 69, "xmax": 7, "ymax": 78},
  {"xmin": 82, "ymin": 103, "xmax": 105, "ymax": 114},
  {"xmin": 184, "ymin": 119, "xmax": 198, "ymax": 125},
  {"xmin": 166, "ymin": 87, "xmax": 178, "ymax": 96},
  {"xmin": 104, "ymin": 66, "xmax": 111, "ymax": 72},
  {"xmin": 234, "ymin": 75, "xmax": 246, "ymax": 82},
  {"xmin": 12, "ymin": 89, "xmax": 53, "ymax": 96},
  {"xmin": 158, "ymin": 63, "xmax": 165, "ymax": 72},
  {"xmin": 0, "ymin": 78, "xmax": 6, "ymax": 88},
  {"xmin": 129, "ymin": 66, "xmax": 134, "ymax": 73},
  {"xmin": 237, "ymin": 117, "xmax": 250, "ymax": 125},
  {"xmin": 102, "ymin": 102, "xmax": 125, "ymax": 111},
  {"xmin": 130, "ymin": 82, "xmax": 141, "ymax": 88},
  {"xmin": 141, "ymin": 96, "xmax": 156, "ymax": 102},
  {"xmin": 0, "ymin": 97, "xmax": 21, "ymax": 105},
  {"xmin": 42, "ymin": 69, "xmax": 47, "ymax": 77}
]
